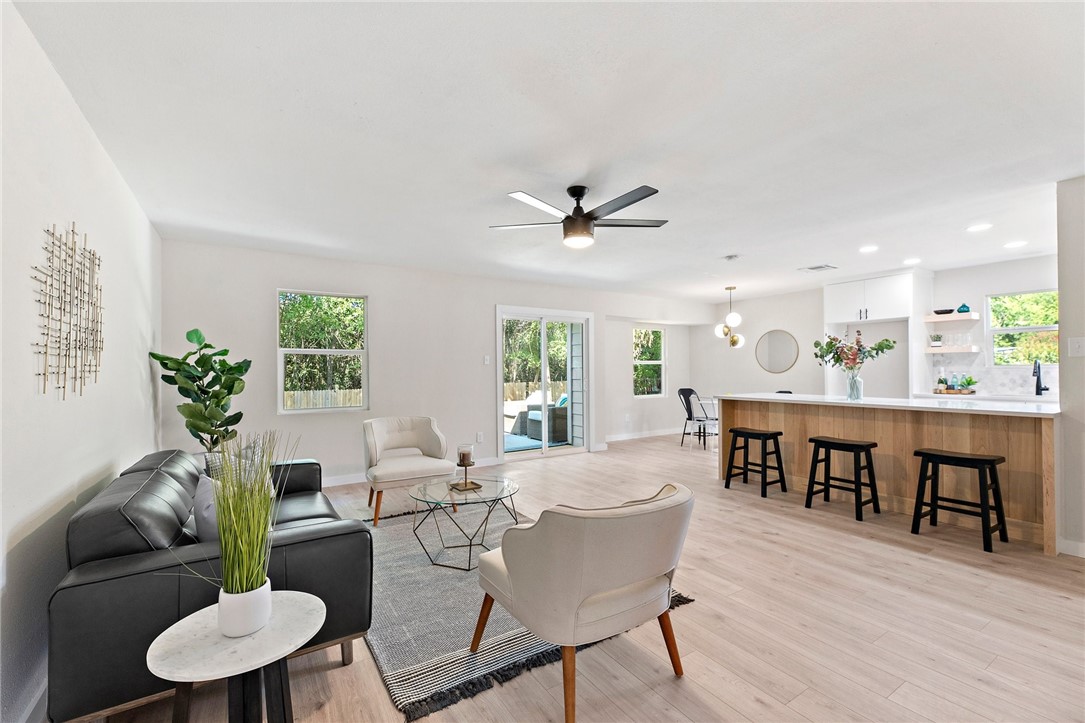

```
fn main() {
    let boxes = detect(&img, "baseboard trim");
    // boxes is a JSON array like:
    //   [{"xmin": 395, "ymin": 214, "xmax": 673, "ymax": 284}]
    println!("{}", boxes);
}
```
[
  {"xmin": 323, "ymin": 457, "xmax": 501, "ymax": 488},
  {"xmin": 605, "ymin": 428, "xmax": 683, "ymax": 443},
  {"xmin": 1057, "ymin": 536, "xmax": 1085, "ymax": 558},
  {"xmin": 322, "ymin": 472, "xmax": 369, "ymax": 488},
  {"xmin": 18, "ymin": 677, "xmax": 47, "ymax": 723}
]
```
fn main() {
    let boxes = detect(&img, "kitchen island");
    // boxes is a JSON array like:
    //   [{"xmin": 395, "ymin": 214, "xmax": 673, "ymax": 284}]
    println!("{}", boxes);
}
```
[{"xmin": 716, "ymin": 393, "xmax": 1060, "ymax": 554}]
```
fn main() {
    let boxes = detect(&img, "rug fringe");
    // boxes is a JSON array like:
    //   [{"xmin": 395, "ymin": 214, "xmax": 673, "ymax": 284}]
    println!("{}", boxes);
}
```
[
  {"xmin": 361, "ymin": 509, "xmax": 416, "ymax": 524},
  {"xmin": 397, "ymin": 590, "xmax": 694, "ymax": 721}
]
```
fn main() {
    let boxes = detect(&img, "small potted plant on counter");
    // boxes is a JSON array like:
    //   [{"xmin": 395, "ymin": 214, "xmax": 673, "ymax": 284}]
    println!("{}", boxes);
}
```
[
  {"xmin": 929, "ymin": 333, "xmax": 943, "ymax": 348},
  {"xmin": 959, "ymin": 375, "xmax": 978, "ymax": 394}
]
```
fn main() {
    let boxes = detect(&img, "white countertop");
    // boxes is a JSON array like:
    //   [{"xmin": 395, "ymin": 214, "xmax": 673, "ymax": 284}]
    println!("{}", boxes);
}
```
[{"xmin": 714, "ymin": 392, "xmax": 1060, "ymax": 418}]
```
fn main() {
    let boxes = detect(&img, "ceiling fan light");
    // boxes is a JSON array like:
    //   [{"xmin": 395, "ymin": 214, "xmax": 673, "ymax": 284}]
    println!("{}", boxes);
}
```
[
  {"xmin": 562, "ymin": 215, "xmax": 594, "ymax": 249},
  {"xmin": 730, "ymin": 333, "xmax": 746, "ymax": 349},
  {"xmin": 725, "ymin": 311, "xmax": 742, "ymax": 327},
  {"xmin": 563, "ymin": 232, "xmax": 594, "ymax": 249}
]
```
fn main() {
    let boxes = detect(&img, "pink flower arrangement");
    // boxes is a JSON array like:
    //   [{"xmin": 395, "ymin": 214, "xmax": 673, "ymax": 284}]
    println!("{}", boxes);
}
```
[{"xmin": 813, "ymin": 330, "xmax": 896, "ymax": 372}]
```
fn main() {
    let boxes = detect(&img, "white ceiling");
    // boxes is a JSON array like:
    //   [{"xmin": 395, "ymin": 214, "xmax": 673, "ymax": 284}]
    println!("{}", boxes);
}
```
[{"xmin": 14, "ymin": 2, "xmax": 1084, "ymax": 304}]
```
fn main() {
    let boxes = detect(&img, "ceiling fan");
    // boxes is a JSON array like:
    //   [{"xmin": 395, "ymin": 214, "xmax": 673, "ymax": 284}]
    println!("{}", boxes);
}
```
[{"xmin": 490, "ymin": 185, "xmax": 667, "ymax": 249}]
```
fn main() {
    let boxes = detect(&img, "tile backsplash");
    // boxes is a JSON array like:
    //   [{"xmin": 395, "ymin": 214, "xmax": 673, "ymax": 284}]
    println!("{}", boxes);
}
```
[{"xmin": 925, "ymin": 352, "xmax": 1059, "ymax": 397}]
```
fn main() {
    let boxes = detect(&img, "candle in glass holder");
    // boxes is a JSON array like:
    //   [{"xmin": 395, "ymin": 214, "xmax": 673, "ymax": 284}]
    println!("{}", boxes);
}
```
[{"xmin": 457, "ymin": 444, "xmax": 474, "ymax": 467}]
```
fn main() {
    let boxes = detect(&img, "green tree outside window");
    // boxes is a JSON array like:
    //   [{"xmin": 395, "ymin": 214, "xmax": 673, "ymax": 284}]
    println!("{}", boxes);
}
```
[
  {"xmin": 989, "ymin": 290, "xmax": 1058, "ymax": 366},
  {"xmin": 633, "ymin": 328, "xmax": 664, "ymax": 396},
  {"xmin": 278, "ymin": 292, "xmax": 367, "ymax": 410}
]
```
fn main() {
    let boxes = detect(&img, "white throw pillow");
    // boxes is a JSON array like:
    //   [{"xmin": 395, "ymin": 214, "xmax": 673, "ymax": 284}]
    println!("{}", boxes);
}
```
[
  {"xmin": 194, "ymin": 474, "xmax": 219, "ymax": 541},
  {"xmin": 204, "ymin": 451, "xmax": 224, "ymax": 479}
]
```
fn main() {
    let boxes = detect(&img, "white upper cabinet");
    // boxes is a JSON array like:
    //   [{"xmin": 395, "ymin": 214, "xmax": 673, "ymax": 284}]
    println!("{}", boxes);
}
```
[
  {"xmin": 823, "ymin": 280, "xmax": 866, "ymax": 323},
  {"xmin": 864, "ymin": 274, "xmax": 913, "ymax": 320},
  {"xmin": 824, "ymin": 273, "xmax": 914, "ymax": 323}
]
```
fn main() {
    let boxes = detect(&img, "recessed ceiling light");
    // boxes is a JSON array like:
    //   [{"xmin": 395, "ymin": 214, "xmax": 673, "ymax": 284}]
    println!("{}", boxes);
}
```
[
  {"xmin": 859, "ymin": 245, "xmax": 878, "ymax": 254},
  {"xmin": 967, "ymin": 223, "xmax": 994, "ymax": 233},
  {"xmin": 903, "ymin": 258, "xmax": 921, "ymax": 265},
  {"xmin": 1004, "ymin": 240, "xmax": 1028, "ymax": 249}
]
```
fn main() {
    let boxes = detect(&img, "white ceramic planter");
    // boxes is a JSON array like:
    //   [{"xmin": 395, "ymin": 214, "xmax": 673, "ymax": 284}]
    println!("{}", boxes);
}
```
[{"xmin": 218, "ymin": 577, "xmax": 272, "ymax": 637}]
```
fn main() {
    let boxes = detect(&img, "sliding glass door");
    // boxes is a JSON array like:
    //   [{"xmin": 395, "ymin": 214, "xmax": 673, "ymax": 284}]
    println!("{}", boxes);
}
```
[{"xmin": 500, "ymin": 310, "xmax": 588, "ymax": 457}]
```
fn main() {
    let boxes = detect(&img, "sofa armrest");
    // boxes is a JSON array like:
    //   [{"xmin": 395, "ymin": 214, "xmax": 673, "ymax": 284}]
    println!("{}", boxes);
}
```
[
  {"xmin": 48, "ymin": 518, "xmax": 371, "ymax": 722},
  {"xmin": 271, "ymin": 458, "xmax": 321, "ymax": 493}
]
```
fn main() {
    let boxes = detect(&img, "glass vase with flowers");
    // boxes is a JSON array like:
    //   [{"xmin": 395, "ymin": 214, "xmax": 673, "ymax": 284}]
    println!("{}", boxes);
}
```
[{"xmin": 813, "ymin": 330, "xmax": 897, "ymax": 401}]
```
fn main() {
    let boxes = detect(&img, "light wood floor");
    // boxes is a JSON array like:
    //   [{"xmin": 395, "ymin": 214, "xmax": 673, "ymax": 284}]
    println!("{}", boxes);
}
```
[{"xmin": 110, "ymin": 436, "xmax": 1085, "ymax": 723}]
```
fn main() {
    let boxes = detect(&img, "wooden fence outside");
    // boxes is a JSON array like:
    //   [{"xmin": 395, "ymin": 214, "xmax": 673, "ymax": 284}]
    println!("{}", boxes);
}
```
[
  {"xmin": 503, "ymin": 381, "xmax": 567, "ymax": 402},
  {"xmin": 283, "ymin": 389, "xmax": 365, "ymax": 410}
]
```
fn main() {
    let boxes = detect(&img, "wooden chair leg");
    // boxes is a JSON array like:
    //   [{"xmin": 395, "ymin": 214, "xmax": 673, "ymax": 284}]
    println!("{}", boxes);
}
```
[
  {"xmin": 470, "ymin": 594, "xmax": 494, "ymax": 652},
  {"xmin": 561, "ymin": 645, "xmax": 576, "ymax": 723},
  {"xmin": 372, "ymin": 491, "xmax": 384, "ymax": 527},
  {"xmin": 367, "ymin": 486, "xmax": 374, "ymax": 507},
  {"xmin": 341, "ymin": 640, "xmax": 354, "ymax": 666},
  {"xmin": 657, "ymin": 611, "xmax": 684, "ymax": 677},
  {"xmin": 172, "ymin": 682, "xmax": 193, "ymax": 723}
]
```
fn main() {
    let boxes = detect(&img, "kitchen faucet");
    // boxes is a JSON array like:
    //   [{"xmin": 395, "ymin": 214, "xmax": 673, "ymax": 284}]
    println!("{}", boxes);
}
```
[{"xmin": 1033, "ymin": 360, "xmax": 1049, "ymax": 396}]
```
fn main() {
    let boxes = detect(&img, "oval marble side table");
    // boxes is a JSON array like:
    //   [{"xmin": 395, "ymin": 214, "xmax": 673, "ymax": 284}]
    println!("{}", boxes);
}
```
[{"xmin": 147, "ymin": 590, "xmax": 326, "ymax": 723}]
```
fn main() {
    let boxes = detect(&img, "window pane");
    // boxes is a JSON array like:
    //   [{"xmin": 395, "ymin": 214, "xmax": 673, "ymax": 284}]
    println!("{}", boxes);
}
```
[
  {"xmin": 282, "ymin": 353, "xmax": 365, "ymax": 409},
  {"xmin": 278, "ymin": 293, "xmax": 365, "ymax": 349},
  {"xmin": 992, "ymin": 331, "xmax": 1059, "ymax": 366},
  {"xmin": 633, "ymin": 329, "xmax": 663, "ymax": 361},
  {"xmin": 634, "ymin": 363, "xmax": 662, "ymax": 396},
  {"xmin": 990, "ymin": 291, "xmax": 1058, "ymax": 328}
]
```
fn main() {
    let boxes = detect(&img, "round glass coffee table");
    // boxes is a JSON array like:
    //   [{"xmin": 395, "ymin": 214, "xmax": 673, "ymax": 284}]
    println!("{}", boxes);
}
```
[{"xmin": 409, "ymin": 475, "xmax": 519, "ymax": 571}]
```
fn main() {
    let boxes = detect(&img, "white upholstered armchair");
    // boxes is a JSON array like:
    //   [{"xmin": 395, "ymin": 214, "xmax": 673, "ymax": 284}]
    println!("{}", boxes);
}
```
[
  {"xmin": 362, "ymin": 416, "xmax": 456, "ymax": 526},
  {"xmin": 469, "ymin": 483, "xmax": 695, "ymax": 722}
]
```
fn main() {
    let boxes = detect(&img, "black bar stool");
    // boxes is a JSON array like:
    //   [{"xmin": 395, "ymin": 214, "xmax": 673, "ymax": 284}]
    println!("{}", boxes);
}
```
[
  {"xmin": 805, "ymin": 436, "xmax": 880, "ymax": 521},
  {"xmin": 725, "ymin": 428, "xmax": 786, "ymax": 497},
  {"xmin": 911, "ymin": 448, "xmax": 1008, "ymax": 553}
]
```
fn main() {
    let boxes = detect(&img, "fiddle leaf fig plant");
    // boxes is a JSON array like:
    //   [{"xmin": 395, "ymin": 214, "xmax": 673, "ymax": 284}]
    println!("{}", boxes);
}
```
[{"xmin": 150, "ymin": 328, "xmax": 251, "ymax": 452}]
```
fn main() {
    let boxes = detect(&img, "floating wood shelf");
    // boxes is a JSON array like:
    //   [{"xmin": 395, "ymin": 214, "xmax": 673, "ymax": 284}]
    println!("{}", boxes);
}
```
[
  {"xmin": 924, "ymin": 312, "xmax": 981, "ymax": 323},
  {"xmin": 925, "ymin": 345, "xmax": 980, "ymax": 354}
]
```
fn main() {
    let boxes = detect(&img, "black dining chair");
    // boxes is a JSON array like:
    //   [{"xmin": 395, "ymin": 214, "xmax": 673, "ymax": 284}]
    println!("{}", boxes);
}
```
[{"xmin": 678, "ymin": 388, "xmax": 717, "ymax": 448}]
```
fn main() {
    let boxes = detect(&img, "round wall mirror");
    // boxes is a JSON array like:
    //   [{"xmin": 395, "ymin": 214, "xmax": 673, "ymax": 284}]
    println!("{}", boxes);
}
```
[{"xmin": 755, "ymin": 330, "xmax": 800, "ymax": 374}]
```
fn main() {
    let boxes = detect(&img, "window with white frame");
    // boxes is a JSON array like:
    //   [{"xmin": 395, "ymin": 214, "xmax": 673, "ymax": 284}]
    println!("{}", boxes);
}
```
[
  {"xmin": 278, "ymin": 291, "xmax": 368, "ymax": 411},
  {"xmin": 633, "ymin": 328, "xmax": 664, "ymax": 396},
  {"xmin": 989, "ymin": 290, "xmax": 1058, "ymax": 366}
]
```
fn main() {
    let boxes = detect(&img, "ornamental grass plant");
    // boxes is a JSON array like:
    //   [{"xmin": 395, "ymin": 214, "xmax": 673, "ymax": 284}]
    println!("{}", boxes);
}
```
[{"xmin": 214, "ymin": 430, "xmax": 292, "ymax": 594}]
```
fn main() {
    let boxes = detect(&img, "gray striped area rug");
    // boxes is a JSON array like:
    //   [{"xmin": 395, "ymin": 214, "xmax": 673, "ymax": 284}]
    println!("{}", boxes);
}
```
[{"xmin": 362, "ymin": 505, "xmax": 693, "ymax": 721}]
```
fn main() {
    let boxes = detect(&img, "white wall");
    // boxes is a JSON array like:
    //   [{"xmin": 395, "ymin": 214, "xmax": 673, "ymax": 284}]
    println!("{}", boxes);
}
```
[
  {"xmin": 690, "ymin": 288, "xmax": 826, "ymax": 395},
  {"xmin": 158, "ymin": 240, "xmax": 715, "ymax": 479},
  {"xmin": 928, "ymin": 255, "xmax": 1059, "ymax": 396},
  {"xmin": 605, "ymin": 320, "xmax": 691, "ymax": 441},
  {"xmin": 1056, "ymin": 177, "xmax": 1084, "ymax": 555},
  {"xmin": 1, "ymin": 7, "xmax": 162, "ymax": 720},
  {"xmin": 834, "ymin": 319, "xmax": 910, "ymax": 398}
]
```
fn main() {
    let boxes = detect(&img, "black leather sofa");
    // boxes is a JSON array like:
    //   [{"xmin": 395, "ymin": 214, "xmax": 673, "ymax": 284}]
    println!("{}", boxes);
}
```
[{"xmin": 48, "ymin": 450, "xmax": 372, "ymax": 722}]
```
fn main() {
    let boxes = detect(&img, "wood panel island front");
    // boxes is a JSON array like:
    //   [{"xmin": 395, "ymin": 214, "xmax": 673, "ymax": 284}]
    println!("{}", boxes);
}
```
[{"xmin": 715, "ymin": 393, "xmax": 1060, "ymax": 554}]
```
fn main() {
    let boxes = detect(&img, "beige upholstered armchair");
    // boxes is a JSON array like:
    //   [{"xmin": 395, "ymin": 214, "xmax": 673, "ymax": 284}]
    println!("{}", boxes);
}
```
[
  {"xmin": 469, "ymin": 483, "xmax": 695, "ymax": 722},
  {"xmin": 362, "ymin": 416, "xmax": 456, "ymax": 525}
]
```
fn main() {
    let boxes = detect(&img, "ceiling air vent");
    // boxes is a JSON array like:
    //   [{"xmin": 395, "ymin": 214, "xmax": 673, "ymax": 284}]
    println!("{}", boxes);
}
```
[{"xmin": 798, "ymin": 264, "xmax": 839, "ymax": 273}]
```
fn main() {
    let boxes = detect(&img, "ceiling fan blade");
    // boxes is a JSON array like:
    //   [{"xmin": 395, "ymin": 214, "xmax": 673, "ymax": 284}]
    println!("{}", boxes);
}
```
[
  {"xmin": 593, "ymin": 219, "xmax": 668, "ymax": 227},
  {"xmin": 586, "ymin": 185, "xmax": 658, "ymax": 220},
  {"xmin": 489, "ymin": 222, "xmax": 561, "ymax": 230},
  {"xmin": 508, "ymin": 191, "xmax": 568, "ymax": 219}
]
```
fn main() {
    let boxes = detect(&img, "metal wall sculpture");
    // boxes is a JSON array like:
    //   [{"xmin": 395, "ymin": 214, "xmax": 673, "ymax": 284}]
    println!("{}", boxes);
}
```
[{"xmin": 32, "ymin": 223, "xmax": 104, "ymax": 399}]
